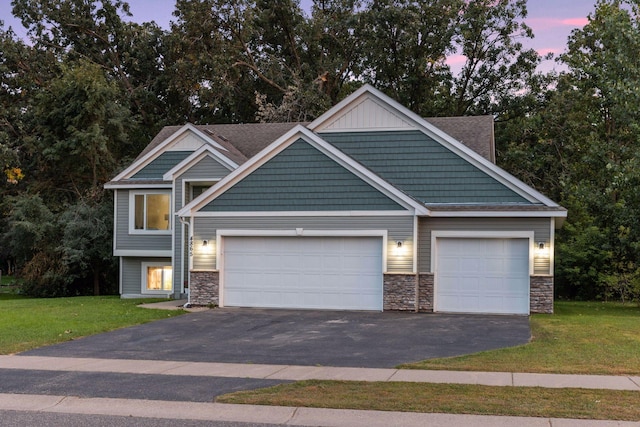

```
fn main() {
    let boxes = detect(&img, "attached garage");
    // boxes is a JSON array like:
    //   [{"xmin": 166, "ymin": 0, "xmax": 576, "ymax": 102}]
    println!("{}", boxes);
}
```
[
  {"xmin": 222, "ymin": 236, "xmax": 383, "ymax": 310},
  {"xmin": 435, "ymin": 237, "xmax": 530, "ymax": 315}
]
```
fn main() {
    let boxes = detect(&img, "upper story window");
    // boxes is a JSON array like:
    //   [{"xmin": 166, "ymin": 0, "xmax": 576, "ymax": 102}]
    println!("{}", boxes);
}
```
[{"xmin": 130, "ymin": 191, "xmax": 171, "ymax": 234}]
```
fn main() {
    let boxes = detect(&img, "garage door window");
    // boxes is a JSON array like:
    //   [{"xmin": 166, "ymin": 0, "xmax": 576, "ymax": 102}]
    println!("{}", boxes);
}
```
[{"xmin": 142, "ymin": 263, "xmax": 172, "ymax": 293}]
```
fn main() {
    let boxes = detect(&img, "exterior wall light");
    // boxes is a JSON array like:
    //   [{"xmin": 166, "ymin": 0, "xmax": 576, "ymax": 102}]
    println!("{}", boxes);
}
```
[
  {"xmin": 538, "ymin": 241, "xmax": 545, "ymax": 250},
  {"xmin": 202, "ymin": 240, "xmax": 209, "ymax": 247},
  {"xmin": 397, "ymin": 240, "xmax": 403, "ymax": 249}
]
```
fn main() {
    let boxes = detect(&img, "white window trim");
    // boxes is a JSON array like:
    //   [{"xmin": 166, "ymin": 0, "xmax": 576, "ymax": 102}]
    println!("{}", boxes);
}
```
[
  {"xmin": 128, "ymin": 190, "xmax": 172, "ymax": 235},
  {"xmin": 141, "ymin": 262, "xmax": 173, "ymax": 295}
]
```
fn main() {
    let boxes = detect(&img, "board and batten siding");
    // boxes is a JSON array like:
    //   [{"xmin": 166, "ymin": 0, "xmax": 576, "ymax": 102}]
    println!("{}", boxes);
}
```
[
  {"xmin": 418, "ymin": 217, "xmax": 552, "ymax": 275},
  {"xmin": 191, "ymin": 215, "xmax": 414, "ymax": 273},
  {"xmin": 115, "ymin": 190, "xmax": 172, "ymax": 252},
  {"xmin": 121, "ymin": 256, "xmax": 171, "ymax": 295}
]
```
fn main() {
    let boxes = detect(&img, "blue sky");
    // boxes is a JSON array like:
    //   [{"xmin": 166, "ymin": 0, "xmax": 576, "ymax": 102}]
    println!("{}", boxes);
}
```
[{"xmin": 0, "ymin": 0, "xmax": 598, "ymax": 72}]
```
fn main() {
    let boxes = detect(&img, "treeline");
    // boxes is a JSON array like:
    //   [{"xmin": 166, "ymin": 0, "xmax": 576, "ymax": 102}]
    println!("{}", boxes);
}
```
[{"xmin": 0, "ymin": 0, "xmax": 639, "ymax": 301}]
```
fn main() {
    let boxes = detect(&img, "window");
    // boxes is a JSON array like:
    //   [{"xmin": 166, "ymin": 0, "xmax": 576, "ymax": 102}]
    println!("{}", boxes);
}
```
[
  {"xmin": 142, "ymin": 263, "xmax": 173, "ymax": 293},
  {"xmin": 130, "ymin": 191, "xmax": 171, "ymax": 233}
]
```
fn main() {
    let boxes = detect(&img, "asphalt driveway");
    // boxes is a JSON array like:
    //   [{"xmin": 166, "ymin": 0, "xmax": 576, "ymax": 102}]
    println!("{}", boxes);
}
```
[{"xmin": 23, "ymin": 308, "xmax": 530, "ymax": 368}]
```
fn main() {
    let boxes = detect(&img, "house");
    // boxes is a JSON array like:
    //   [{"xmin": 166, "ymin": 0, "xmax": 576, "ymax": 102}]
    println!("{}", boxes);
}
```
[{"xmin": 105, "ymin": 85, "xmax": 566, "ymax": 315}]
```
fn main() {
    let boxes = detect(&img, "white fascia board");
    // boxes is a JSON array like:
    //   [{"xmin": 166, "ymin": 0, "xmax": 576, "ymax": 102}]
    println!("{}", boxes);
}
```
[
  {"xmin": 178, "ymin": 125, "xmax": 428, "ymax": 217},
  {"xmin": 310, "ymin": 85, "xmax": 561, "ymax": 208},
  {"xmin": 426, "ymin": 209, "xmax": 568, "ymax": 218},
  {"xmin": 162, "ymin": 146, "xmax": 237, "ymax": 181},
  {"xmin": 113, "ymin": 250, "xmax": 173, "ymax": 257},
  {"xmin": 192, "ymin": 210, "xmax": 415, "ymax": 217},
  {"xmin": 112, "ymin": 124, "xmax": 229, "ymax": 182},
  {"xmin": 104, "ymin": 183, "xmax": 172, "ymax": 189}
]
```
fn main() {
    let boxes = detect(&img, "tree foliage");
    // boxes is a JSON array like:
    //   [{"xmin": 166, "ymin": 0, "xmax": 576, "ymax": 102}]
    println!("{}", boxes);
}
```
[{"xmin": 2, "ymin": 0, "xmax": 639, "ymax": 301}]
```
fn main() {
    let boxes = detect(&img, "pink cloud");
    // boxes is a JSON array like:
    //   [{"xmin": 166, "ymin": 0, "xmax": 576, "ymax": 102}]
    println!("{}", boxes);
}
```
[
  {"xmin": 527, "ymin": 17, "xmax": 588, "ymax": 30},
  {"xmin": 561, "ymin": 17, "xmax": 589, "ymax": 26},
  {"xmin": 446, "ymin": 54, "xmax": 467, "ymax": 65},
  {"xmin": 537, "ymin": 48, "xmax": 560, "ymax": 56}
]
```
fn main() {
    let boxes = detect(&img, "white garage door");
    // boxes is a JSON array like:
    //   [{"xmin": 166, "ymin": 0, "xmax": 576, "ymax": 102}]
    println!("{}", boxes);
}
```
[
  {"xmin": 435, "ymin": 238, "xmax": 530, "ymax": 315},
  {"xmin": 223, "ymin": 236, "xmax": 383, "ymax": 310}
]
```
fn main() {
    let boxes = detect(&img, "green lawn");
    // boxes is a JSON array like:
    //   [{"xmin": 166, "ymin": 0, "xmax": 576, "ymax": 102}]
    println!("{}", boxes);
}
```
[
  {"xmin": 0, "ymin": 295, "xmax": 186, "ymax": 354},
  {"xmin": 401, "ymin": 301, "xmax": 640, "ymax": 375},
  {"xmin": 217, "ymin": 381, "xmax": 640, "ymax": 421}
]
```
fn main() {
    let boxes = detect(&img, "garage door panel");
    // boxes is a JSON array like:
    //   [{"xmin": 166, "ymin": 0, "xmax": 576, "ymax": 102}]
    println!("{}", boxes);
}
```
[
  {"xmin": 223, "ymin": 236, "xmax": 383, "ymax": 310},
  {"xmin": 436, "ymin": 238, "xmax": 529, "ymax": 315}
]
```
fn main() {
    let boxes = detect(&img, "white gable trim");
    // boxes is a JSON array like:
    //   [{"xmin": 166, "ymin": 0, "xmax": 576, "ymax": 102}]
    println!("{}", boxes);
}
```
[
  {"xmin": 309, "ymin": 85, "xmax": 560, "ymax": 208},
  {"xmin": 178, "ymin": 125, "xmax": 428, "ymax": 217},
  {"xmin": 111, "ymin": 124, "xmax": 233, "ymax": 182},
  {"xmin": 163, "ymin": 145, "xmax": 237, "ymax": 181}
]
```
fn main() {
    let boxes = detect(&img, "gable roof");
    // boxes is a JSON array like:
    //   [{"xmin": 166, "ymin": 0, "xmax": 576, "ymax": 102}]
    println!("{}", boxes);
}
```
[
  {"xmin": 309, "ymin": 84, "xmax": 561, "ymax": 208},
  {"xmin": 178, "ymin": 125, "xmax": 428, "ymax": 217}
]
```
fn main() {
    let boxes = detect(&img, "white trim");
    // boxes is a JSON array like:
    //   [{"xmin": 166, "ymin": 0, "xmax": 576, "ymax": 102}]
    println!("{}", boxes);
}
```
[
  {"xmin": 140, "ymin": 261, "xmax": 174, "ymax": 296},
  {"xmin": 192, "ymin": 210, "xmax": 415, "ymax": 217},
  {"xmin": 216, "ymin": 230, "xmax": 387, "ymax": 309},
  {"xmin": 104, "ymin": 183, "xmax": 172, "ymax": 189},
  {"xmin": 549, "ymin": 218, "xmax": 556, "ymax": 275},
  {"xmin": 431, "ymin": 232, "xmax": 534, "ymax": 315},
  {"xmin": 163, "ymin": 145, "xmax": 237, "ymax": 181},
  {"xmin": 118, "ymin": 256, "xmax": 123, "ymax": 295},
  {"xmin": 309, "ymin": 85, "xmax": 561, "ymax": 207},
  {"xmin": 426, "ymin": 209, "xmax": 567, "ymax": 218},
  {"xmin": 128, "ymin": 190, "xmax": 172, "ymax": 235},
  {"xmin": 430, "ymin": 230, "xmax": 535, "ymax": 275},
  {"xmin": 178, "ymin": 126, "xmax": 427, "ymax": 217},
  {"xmin": 413, "ymin": 215, "xmax": 418, "ymax": 273},
  {"xmin": 111, "ymin": 124, "xmax": 231, "ymax": 182},
  {"xmin": 113, "ymin": 189, "xmax": 118, "ymax": 256},
  {"xmin": 114, "ymin": 250, "xmax": 173, "ymax": 257}
]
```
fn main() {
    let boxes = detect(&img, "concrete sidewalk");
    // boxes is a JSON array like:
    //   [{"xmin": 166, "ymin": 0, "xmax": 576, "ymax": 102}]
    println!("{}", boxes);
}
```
[
  {"xmin": 0, "ymin": 392, "xmax": 637, "ymax": 427},
  {"xmin": 1, "ymin": 354, "xmax": 639, "ymax": 426},
  {"xmin": 1, "ymin": 355, "xmax": 639, "ymax": 391}
]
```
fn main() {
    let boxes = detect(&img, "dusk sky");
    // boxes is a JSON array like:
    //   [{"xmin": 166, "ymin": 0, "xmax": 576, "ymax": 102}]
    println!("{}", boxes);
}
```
[{"xmin": 0, "ymin": 0, "xmax": 599, "ymax": 72}]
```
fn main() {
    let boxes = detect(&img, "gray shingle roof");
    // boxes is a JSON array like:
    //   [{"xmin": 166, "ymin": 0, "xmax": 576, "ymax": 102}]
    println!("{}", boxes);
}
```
[{"xmin": 425, "ymin": 116, "xmax": 495, "ymax": 163}]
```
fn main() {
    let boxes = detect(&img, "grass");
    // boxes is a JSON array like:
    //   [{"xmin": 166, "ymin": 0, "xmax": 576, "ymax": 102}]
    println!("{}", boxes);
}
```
[
  {"xmin": 217, "ymin": 380, "xmax": 640, "ymax": 421},
  {"xmin": 0, "ymin": 295, "xmax": 186, "ymax": 354},
  {"xmin": 400, "ymin": 301, "xmax": 640, "ymax": 375}
]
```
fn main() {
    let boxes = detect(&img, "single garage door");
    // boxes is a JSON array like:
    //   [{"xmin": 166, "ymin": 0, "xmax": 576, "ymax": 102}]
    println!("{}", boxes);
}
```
[
  {"xmin": 223, "ymin": 236, "xmax": 383, "ymax": 310},
  {"xmin": 435, "ymin": 238, "xmax": 530, "ymax": 315}
]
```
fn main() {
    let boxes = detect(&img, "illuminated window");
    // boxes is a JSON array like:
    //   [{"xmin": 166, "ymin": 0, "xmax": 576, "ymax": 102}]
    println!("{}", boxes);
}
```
[
  {"xmin": 130, "ymin": 191, "xmax": 171, "ymax": 233},
  {"xmin": 142, "ymin": 263, "xmax": 172, "ymax": 293}
]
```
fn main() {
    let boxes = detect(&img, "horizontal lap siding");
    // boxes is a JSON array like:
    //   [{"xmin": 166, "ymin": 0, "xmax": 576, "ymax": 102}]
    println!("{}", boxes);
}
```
[
  {"xmin": 201, "ymin": 140, "xmax": 404, "ymax": 212},
  {"xmin": 322, "ymin": 131, "xmax": 532, "ymax": 205},
  {"xmin": 132, "ymin": 151, "xmax": 192, "ymax": 179},
  {"xmin": 418, "ymin": 217, "xmax": 552, "ymax": 274},
  {"xmin": 121, "ymin": 257, "xmax": 171, "ymax": 295},
  {"xmin": 192, "ymin": 216, "xmax": 414, "ymax": 273},
  {"xmin": 173, "ymin": 157, "xmax": 232, "ymax": 287},
  {"xmin": 115, "ymin": 190, "xmax": 171, "ymax": 251}
]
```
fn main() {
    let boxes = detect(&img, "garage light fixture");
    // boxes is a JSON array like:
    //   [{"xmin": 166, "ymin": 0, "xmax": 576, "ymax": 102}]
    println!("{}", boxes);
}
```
[
  {"xmin": 537, "ymin": 241, "xmax": 545, "ymax": 250},
  {"xmin": 396, "ymin": 240, "xmax": 403, "ymax": 249},
  {"xmin": 202, "ymin": 240, "xmax": 208, "ymax": 247}
]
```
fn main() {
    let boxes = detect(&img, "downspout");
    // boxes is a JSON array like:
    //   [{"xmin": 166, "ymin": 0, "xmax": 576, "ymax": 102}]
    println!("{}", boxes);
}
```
[{"xmin": 179, "ymin": 216, "xmax": 192, "ymax": 308}]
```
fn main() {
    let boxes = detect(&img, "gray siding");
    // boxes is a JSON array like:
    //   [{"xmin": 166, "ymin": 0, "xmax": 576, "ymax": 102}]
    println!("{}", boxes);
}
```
[
  {"xmin": 201, "ymin": 139, "xmax": 404, "ymax": 211},
  {"xmin": 417, "ymin": 217, "xmax": 552, "ymax": 274},
  {"xmin": 132, "ymin": 151, "xmax": 192, "ymax": 179},
  {"xmin": 322, "ymin": 131, "xmax": 533, "ymax": 204},
  {"xmin": 172, "ymin": 156, "xmax": 233, "ymax": 289},
  {"xmin": 121, "ymin": 256, "xmax": 172, "ymax": 295},
  {"xmin": 115, "ymin": 190, "xmax": 172, "ymax": 251},
  {"xmin": 192, "ymin": 215, "xmax": 414, "ymax": 272}
]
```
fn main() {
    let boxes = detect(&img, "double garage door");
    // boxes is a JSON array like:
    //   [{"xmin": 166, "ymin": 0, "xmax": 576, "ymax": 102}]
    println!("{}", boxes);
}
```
[
  {"xmin": 220, "ymin": 235, "xmax": 530, "ymax": 314},
  {"xmin": 222, "ymin": 236, "xmax": 383, "ymax": 311},
  {"xmin": 435, "ymin": 238, "xmax": 530, "ymax": 315}
]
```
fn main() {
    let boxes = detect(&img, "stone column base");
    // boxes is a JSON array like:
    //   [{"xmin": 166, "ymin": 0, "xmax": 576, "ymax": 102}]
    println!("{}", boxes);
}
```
[
  {"xmin": 190, "ymin": 270, "xmax": 219, "ymax": 306},
  {"xmin": 530, "ymin": 275, "xmax": 554, "ymax": 314}
]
